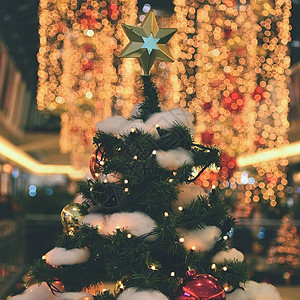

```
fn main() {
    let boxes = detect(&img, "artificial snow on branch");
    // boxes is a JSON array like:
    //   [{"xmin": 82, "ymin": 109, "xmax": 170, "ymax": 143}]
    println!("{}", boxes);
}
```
[
  {"xmin": 96, "ymin": 116, "xmax": 128, "ymax": 136},
  {"xmin": 212, "ymin": 248, "xmax": 244, "ymax": 263},
  {"xmin": 227, "ymin": 281, "xmax": 281, "ymax": 300},
  {"xmin": 81, "ymin": 213, "xmax": 106, "ymax": 232},
  {"xmin": 117, "ymin": 287, "xmax": 168, "ymax": 300},
  {"xmin": 105, "ymin": 212, "xmax": 157, "ymax": 238},
  {"xmin": 175, "ymin": 184, "xmax": 206, "ymax": 206},
  {"xmin": 145, "ymin": 108, "xmax": 194, "ymax": 134},
  {"xmin": 9, "ymin": 283, "xmax": 55, "ymax": 300},
  {"xmin": 178, "ymin": 226, "xmax": 221, "ymax": 252},
  {"xmin": 156, "ymin": 148, "xmax": 194, "ymax": 170},
  {"xmin": 45, "ymin": 247, "xmax": 90, "ymax": 266}
]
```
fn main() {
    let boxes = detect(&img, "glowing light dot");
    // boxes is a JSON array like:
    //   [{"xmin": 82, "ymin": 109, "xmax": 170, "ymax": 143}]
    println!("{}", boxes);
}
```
[
  {"xmin": 223, "ymin": 236, "xmax": 228, "ymax": 240},
  {"xmin": 124, "ymin": 187, "xmax": 129, "ymax": 192},
  {"xmin": 164, "ymin": 212, "xmax": 169, "ymax": 217},
  {"xmin": 130, "ymin": 128, "xmax": 136, "ymax": 133},
  {"xmin": 211, "ymin": 264, "xmax": 216, "ymax": 269},
  {"xmin": 85, "ymin": 91, "xmax": 93, "ymax": 99},
  {"xmin": 192, "ymin": 246, "xmax": 196, "ymax": 251},
  {"xmin": 155, "ymin": 123, "xmax": 160, "ymax": 128},
  {"xmin": 86, "ymin": 29, "xmax": 94, "ymax": 37},
  {"xmin": 150, "ymin": 265, "xmax": 157, "ymax": 270},
  {"xmin": 103, "ymin": 179, "xmax": 108, "ymax": 183},
  {"xmin": 222, "ymin": 266, "xmax": 228, "ymax": 271},
  {"xmin": 170, "ymin": 271, "xmax": 175, "ymax": 277},
  {"xmin": 178, "ymin": 206, "xmax": 183, "ymax": 211},
  {"xmin": 124, "ymin": 179, "xmax": 129, "ymax": 184},
  {"xmin": 133, "ymin": 155, "xmax": 138, "ymax": 160},
  {"xmin": 100, "ymin": 161, "xmax": 105, "ymax": 166},
  {"xmin": 152, "ymin": 150, "xmax": 157, "ymax": 155},
  {"xmin": 127, "ymin": 233, "xmax": 132, "ymax": 238},
  {"xmin": 179, "ymin": 237, "xmax": 185, "ymax": 242},
  {"xmin": 169, "ymin": 178, "xmax": 173, "ymax": 183},
  {"xmin": 42, "ymin": 255, "xmax": 46, "ymax": 260}
]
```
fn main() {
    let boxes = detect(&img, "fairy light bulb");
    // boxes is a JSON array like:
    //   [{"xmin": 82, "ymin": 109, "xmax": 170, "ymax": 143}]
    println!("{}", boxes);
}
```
[
  {"xmin": 191, "ymin": 246, "xmax": 196, "ymax": 251},
  {"xmin": 152, "ymin": 150, "xmax": 157, "ymax": 155},
  {"xmin": 124, "ymin": 179, "xmax": 129, "ymax": 184},
  {"xmin": 150, "ymin": 265, "xmax": 157, "ymax": 271},
  {"xmin": 133, "ymin": 155, "xmax": 138, "ymax": 160},
  {"xmin": 178, "ymin": 206, "xmax": 183, "ymax": 211},
  {"xmin": 222, "ymin": 266, "xmax": 228, "ymax": 271},
  {"xmin": 155, "ymin": 123, "xmax": 160, "ymax": 128},
  {"xmin": 169, "ymin": 179, "xmax": 173, "ymax": 183},
  {"xmin": 164, "ymin": 212, "xmax": 169, "ymax": 217},
  {"xmin": 42, "ymin": 255, "xmax": 46, "ymax": 260},
  {"xmin": 130, "ymin": 128, "xmax": 136, "ymax": 133},
  {"xmin": 170, "ymin": 271, "xmax": 175, "ymax": 277},
  {"xmin": 211, "ymin": 264, "xmax": 216, "ymax": 270},
  {"xmin": 100, "ymin": 161, "xmax": 105, "ymax": 166},
  {"xmin": 127, "ymin": 233, "xmax": 132, "ymax": 239},
  {"xmin": 103, "ymin": 179, "xmax": 108, "ymax": 184},
  {"xmin": 124, "ymin": 187, "xmax": 129, "ymax": 192},
  {"xmin": 223, "ymin": 235, "xmax": 228, "ymax": 240}
]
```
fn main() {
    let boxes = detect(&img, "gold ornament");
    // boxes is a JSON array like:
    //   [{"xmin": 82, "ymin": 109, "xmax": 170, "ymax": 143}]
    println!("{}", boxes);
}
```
[
  {"xmin": 61, "ymin": 203, "xmax": 88, "ymax": 232},
  {"xmin": 120, "ymin": 10, "xmax": 177, "ymax": 75},
  {"xmin": 115, "ymin": 276, "xmax": 127, "ymax": 295}
]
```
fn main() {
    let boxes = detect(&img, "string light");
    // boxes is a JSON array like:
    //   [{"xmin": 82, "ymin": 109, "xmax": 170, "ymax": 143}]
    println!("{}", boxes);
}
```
[
  {"xmin": 179, "ymin": 237, "xmax": 185, "ymax": 243},
  {"xmin": 124, "ymin": 179, "xmax": 129, "ymax": 184},
  {"xmin": 152, "ymin": 150, "xmax": 157, "ymax": 155},
  {"xmin": 127, "ymin": 233, "xmax": 132, "ymax": 238},
  {"xmin": 164, "ymin": 212, "xmax": 169, "ymax": 217},
  {"xmin": 211, "ymin": 263, "xmax": 216, "ymax": 270},
  {"xmin": 178, "ymin": 206, "xmax": 183, "ymax": 211},
  {"xmin": 170, "ymin": 271, "xmax": 176, "ymax": 277},
  {"xmin": 222, "ymin": 266, "xmax": 228, "ymax": 271}
]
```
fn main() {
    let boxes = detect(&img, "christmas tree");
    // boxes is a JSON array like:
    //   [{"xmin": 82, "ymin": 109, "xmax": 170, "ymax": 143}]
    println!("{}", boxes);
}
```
[
  {"xmin": 10, "ymin": 11, "xmax": 282, "ymax": 300},
  {"xmin": 267, "ymin": 215, "xmax": 300, "ymax": 269}
]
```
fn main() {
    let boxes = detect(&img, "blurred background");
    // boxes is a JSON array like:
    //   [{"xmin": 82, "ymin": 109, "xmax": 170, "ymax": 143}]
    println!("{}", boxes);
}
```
[{"xmin": 0, "ymin": 0, "xmax": 299, "ymax": 299}]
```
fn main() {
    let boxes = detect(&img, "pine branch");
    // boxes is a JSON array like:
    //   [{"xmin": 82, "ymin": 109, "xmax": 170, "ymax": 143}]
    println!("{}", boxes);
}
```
[{"xmin": 135, "ymin": 76, "xmax": 161, "ymax": 121}]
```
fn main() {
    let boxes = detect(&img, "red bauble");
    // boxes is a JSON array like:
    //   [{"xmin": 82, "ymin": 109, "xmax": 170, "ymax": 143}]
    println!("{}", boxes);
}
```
[
  {"xmin": 89, "ymin": 148, "xmax": 106, "ymax": 180},
  {"xmin": 221, "ymin": 89, "xmax": 245, "ymax": 113},
  {"xmin": 176, "ymin": 270, "xmax": 225, "ymax": 300},
  {"xmin": 252, "ymin": 86, "xmax": 266, "ymax": 102}
]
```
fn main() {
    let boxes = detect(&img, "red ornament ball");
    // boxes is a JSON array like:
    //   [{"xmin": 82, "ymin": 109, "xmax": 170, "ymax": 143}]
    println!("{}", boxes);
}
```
[
  {"xmin": 176, "ymin": 270, "xmax": 225, "ymax": 300},
  {"xmin": 89, "ymin": 148, "xmax": 106, "ymax": 180},
  {"xmin": 222, "ymin": 89, "xmax": 245, "ymax": 113}
]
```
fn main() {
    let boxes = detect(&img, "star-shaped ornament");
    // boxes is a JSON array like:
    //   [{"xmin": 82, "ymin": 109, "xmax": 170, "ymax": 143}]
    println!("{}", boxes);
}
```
[{"xmin": 120, "ymin": 10, "xmax": 177, "ymax": 75}]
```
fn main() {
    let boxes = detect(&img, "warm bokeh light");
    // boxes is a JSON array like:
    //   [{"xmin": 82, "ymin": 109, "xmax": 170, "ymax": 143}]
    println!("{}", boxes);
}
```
[
  {"xmin": 173, "ymin": 0, "xmax": 291, "ymax": 212},
  {"xmin": 37, "ymin": 0, "xmax": 138, "ymax": 167}
]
